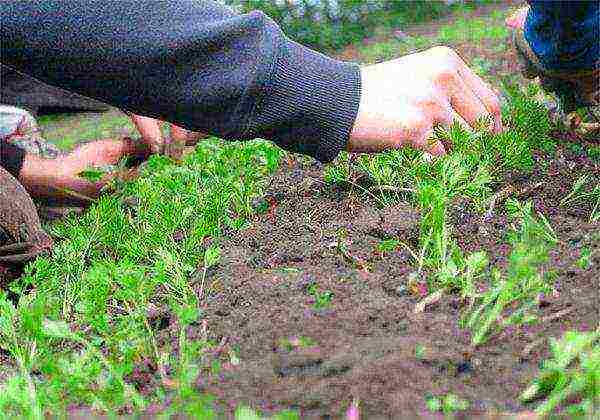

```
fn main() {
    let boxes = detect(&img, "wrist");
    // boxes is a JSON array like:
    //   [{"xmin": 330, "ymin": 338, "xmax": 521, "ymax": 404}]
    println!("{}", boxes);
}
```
[{"xmin": 244, "ymin": 37, "xmax": 361, "ymax": 163}]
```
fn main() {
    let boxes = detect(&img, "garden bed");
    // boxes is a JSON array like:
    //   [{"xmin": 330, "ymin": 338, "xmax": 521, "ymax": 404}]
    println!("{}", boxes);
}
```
[
  {"xmin": 192, "ymin": 143, "xmax": 598, "ymax": 417},
  {"xmin": 1, "ymin": 2, "xmax": 598, "ymax": 418}
]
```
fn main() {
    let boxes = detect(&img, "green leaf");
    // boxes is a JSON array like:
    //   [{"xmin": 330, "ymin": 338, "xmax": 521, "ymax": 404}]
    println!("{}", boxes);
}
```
[
  {"xmin": 176, "ymin": 305, "xmax": 201, "ymax": 326},
  {"xmin": 235, "ymin": 406, "xmax": 262, "ymax": 420},
  {"xmin": 78, "ymin": 167, "xmax": 106, "ymax": 183},
  {"xmin": 41, "ymin": 319, "xmax": 75, "ymax": 340},
  {"xmin": 442, "ymin": 393, "xmax": 469, "ymax": 413},
  {"xmin": 204, "ymin": 246, "xmax": 221, "ymax": 268},
  {"xmin": 425, "ymin": 395, "xmax": 442, "ymax": 412}
]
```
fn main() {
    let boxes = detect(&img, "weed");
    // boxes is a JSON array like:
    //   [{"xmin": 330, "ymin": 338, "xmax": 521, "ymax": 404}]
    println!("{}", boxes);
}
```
[
  {"xmin": 425, "ymin": 393, "xmax": 469, "ymax": 415},
  {"xmin": 234, "ymin": 405, "xmax": 299, "ymax": 420},
  {"xmin": 0, "ymin": 291, "xmax": 144, "ymax": 416},
  {"xmin": 0, "ymin": 293, "xmax": 45, "ymax": 419},
  {"xmin": 520, "ymin": 330, "xmax": 599, "ymax": 417},
  {"xmin": 577, "ymin": 247, "xmax": 593, "ymax": 270},
  {"xmin": 376, "ymin": 239, "xmax": 401, "ymax": 256},
  {"xmin": 586, "ymin": 144, "xmax": 600, "ymax": 163},
  {"xmin": 461, "ymin": 200, "xmax": 557, "ymax": 346},
  {"xmin": 568, "ymin": 142, "xmax": 585, "ymax": 155},
  {"xmin": 415, "ymin": 344, "xmax": 426, "ymax": 360},
  {"xmin": 323, "ymin": 151, "xmax": 351, "ymax": 185},
  {"xmin": 78, "ymin": 167, "xmax": 107, "ymax": 183},
  {"xmin": 307, "ymin": 283, "xmax": 334, "ymax": 310},
  {"xmin": 560, "ymin": 175, "xmax": 600, "ymax": 223}
]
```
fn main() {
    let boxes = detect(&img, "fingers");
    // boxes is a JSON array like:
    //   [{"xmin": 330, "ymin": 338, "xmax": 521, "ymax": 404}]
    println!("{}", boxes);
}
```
[
  {"xmin": 430, "ymin": 48, "xmax": 502, "ymax": 133},
  {"xmin": 170, "ymin": 124, "xmax": 208, "ymax": 146},
  {"xmin": 430, "ymin": 52, "xmax": 502, "ymax": 133},
  {"xmin": 457, "ymin": 65, "xmax": 503, "ymax": 133},
  {"xmin": 415, "ymin": 64, "xmax": 501, "ymax": 156},
  {"xmin": 130, "ymin": 114, "xmax": 165, "ymax": 153},
  {"xmin": 446, "ymin": 74, "xmax": 491, "ymax": 129},
  {"xmin": 132, "ymin": 115, "xmax": 209, "ymax": 154},
  {"xmin": 348, "ymin": 46, "xmax": 504, "ymax": 158},
  {"xmin": 121, "ymin": 136, "xmax": 152, "ymax": 161}
]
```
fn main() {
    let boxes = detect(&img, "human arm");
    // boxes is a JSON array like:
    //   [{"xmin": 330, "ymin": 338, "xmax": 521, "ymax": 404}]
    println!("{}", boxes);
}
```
[
  {"xmin": 0, "ymin": 105, "xmax": 148, "ymax": 201},
  {"xmin": 2, "ymin": 0, "xmax": 501, "ymax": 162},
  {"xmin": 1, "ymin": 0, "xmax": 360, "ymax": 162},
  {"xmin": 17, "ymin": 137, "xmax": 148, "ymax": 200}
]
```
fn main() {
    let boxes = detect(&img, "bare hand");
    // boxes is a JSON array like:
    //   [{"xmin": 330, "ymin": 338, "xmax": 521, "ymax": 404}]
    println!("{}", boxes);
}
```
[
  {"xmin": 348, "ymin": 46, "xmax": 502, "ymax": 156},
  {"xmin": 129, "ymin": 114, "xmax": 208, "ymax": 158}
]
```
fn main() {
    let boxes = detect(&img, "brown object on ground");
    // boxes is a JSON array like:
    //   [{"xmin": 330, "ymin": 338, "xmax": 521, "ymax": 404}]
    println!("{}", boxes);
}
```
[{"xmin": 0, "ymin": 166, "xmax": 53, "ymax": 268}]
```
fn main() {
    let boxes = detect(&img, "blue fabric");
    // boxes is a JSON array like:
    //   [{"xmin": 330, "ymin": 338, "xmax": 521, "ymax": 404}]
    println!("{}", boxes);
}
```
[{"xmin": 525, "ymin": 0, "xmax": 599, "ymax": 71}]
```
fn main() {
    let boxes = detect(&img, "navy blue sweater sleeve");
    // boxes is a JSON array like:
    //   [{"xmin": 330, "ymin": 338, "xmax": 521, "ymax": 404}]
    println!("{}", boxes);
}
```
[{"xmin": 0, "ymin": 0, "xmax": 361, "ymax": 162}]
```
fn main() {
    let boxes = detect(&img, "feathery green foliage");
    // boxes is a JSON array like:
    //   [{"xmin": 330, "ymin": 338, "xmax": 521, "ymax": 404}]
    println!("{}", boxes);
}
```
[
  {"xmin": 461, "ymin": 200, "xmax": 557, "ymax": 346},
  {"xmin": 0, "ymin": 138, "xmax": 284, "ymax": 416},
  {"xmin": 520, "ymin": 330, "xmax": 600, "ymax": 417}
]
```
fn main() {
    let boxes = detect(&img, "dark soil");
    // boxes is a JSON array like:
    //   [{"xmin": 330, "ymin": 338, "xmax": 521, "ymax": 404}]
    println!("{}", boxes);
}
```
[
  {"xmin": 158, "ymin": 4, "xmax": 600, "ymax": 417},
  {"xmin": 110, "ymin": 3, "xmax": 600, "ymax": 417},
  {"xmin": 166, "ymin": 138, "xmax": 598, "ymax": 418},
  {"xmin": 10, "ymin": 1, "xmax": 596, "ymax": 416}
]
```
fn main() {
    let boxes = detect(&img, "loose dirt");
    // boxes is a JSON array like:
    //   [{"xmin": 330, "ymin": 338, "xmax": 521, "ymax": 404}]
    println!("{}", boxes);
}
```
[
  {"xmin": 160, "ymin": 5, "xmax": 600, "ymax": 416},
  {"xmin": 15, "ymin": 1, "xmax": 599, "ymax": 416},
  {"xmin": 171, "ymin": 138, "xmax": 598, "ymax": 417}
]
